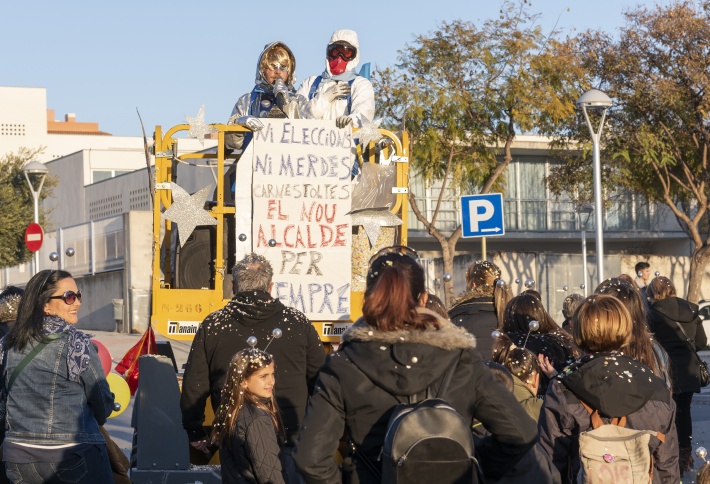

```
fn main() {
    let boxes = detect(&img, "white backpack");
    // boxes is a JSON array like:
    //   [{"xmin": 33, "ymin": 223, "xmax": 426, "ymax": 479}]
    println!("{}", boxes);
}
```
[{"xmin": 577, "ymin": 402, "xmax": 665, "ymax": 484}]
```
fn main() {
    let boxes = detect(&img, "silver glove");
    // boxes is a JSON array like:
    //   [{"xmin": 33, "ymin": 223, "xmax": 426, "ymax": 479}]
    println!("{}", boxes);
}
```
[
  {"xmin": 273, "ymin": 79, "xmax": 291, "ymax": 109},
  {"xmin": 236, "ymin": 116, "xmax": 264, "ymax": 132},
  {"xmin": 273, "ymin": 78, "xmax": 289, "ymax": 97},
  {"xmin": 324, "ymin": 82, "xmax": 351, "ymax": 102},
  {"xmin": 336, "ymin": 116, "xmax": 353, "ymax": 129}
]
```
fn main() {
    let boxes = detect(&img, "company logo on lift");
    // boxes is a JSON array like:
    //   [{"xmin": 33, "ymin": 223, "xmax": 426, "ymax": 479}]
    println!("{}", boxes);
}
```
[
  {"xmin": 167, "ymin": 321, "xmax": 200, "ymax": 335},
  {"xmin": 321, "ymin": 322, "xmax": 353, "ymax": 337}
]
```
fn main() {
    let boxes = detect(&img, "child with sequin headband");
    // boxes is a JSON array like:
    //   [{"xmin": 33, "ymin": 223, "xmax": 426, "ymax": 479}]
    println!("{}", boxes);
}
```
[
  {"xmin": 449, "ymin": 260, "xmax": 512, "ymax": 358},
  {"xmin": 210, "ymin": 341, "xmax": 298, "ymax": 484},
  {"xmin": 492, "ymin": 333, "xmax": 543, "ymax": 421},
  {"xmin": 502, "ymin": 293, "xmax": 579, "ymax": 396}
]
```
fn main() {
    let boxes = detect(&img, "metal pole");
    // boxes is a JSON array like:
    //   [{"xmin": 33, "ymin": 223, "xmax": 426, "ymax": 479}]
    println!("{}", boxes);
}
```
[
  {"xmin": 581, "ymin": 228, "xmax": 588, "ymax": 296},
  {"xmin": 591, "ymin": 138, "xmax": 604, "ymax": 285},
  {"xmin": 481, "ymin": 237, "xmax": 487, "ymax": 261},
  {"xmin": 33, "ymin": 196, "xmax": 40, "ymax": 275},
  {"xmin": 23, "ymin": 162, "xmax": 48, "ymax": 277},
  {"xmin": 581, "ymin": 105, "xmax": 609, "ymax": 287}
]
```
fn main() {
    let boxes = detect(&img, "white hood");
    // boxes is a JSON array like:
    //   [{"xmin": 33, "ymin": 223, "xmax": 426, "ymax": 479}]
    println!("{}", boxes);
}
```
[{"xmin": 325, "ymin": 29, "xmax": 360, "ymax": 76}]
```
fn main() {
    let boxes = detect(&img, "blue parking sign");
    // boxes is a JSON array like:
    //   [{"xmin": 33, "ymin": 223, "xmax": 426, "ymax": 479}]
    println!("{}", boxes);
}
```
[{"xmin": 461, "ymin": 193, "xmax": 505, "ymax": 238}]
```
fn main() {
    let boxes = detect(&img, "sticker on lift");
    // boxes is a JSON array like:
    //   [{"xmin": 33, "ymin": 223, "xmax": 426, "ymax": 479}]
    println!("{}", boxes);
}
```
[
  {"xmin": 167, "ymin": 321, "xmax": 200, "ymax": 335},
  {"xmin": 321, "ymin": 322, "xmax": 353, "ymax": 337}
]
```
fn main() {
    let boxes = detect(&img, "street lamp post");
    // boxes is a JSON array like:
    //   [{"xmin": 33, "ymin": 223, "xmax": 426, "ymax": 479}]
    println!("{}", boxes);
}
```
[
  {"xmin": 22, "ymin": 161, "xmax": 49, "ymax": 276},
  {"xmin": 577, "ymin": 89, "xmax": 613, "ymax": 287},
  {"xmin": 576, "ymin": 203, "xmax": 593, "ymax": 296}
]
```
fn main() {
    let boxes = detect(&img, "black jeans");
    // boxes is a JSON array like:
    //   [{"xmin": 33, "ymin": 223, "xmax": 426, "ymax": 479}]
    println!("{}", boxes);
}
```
[
  {"xmin": 5, "ymin": 444, "xmax": 113, "ymax": 484},
  {"xmin": 673, "ymin": 391, "xmax": 694, "ymax": 449}
]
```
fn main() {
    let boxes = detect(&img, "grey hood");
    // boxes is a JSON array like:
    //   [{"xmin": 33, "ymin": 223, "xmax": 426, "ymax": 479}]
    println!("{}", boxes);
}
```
[{"xmin": 255, "ymin": 41, "xmax": 297, "ymax": 93}]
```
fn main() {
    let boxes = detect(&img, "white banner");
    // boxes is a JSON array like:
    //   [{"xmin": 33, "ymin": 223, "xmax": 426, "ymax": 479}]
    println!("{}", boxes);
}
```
[{"xmin": 251, "ymin": 119, "xmax": 352, "ymax": 320}]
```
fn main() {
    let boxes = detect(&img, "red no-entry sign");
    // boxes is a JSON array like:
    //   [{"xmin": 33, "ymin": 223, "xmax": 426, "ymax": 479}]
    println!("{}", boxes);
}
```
[{"xmin": 25, "ymin": 222, "xmax": 44, "ymax": 252}]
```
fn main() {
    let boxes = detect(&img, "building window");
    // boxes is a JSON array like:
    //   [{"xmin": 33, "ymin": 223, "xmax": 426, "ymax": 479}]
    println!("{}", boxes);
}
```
[{"xmin": 92, "ymin": 170, "xmax": 131, "ymax": 183}]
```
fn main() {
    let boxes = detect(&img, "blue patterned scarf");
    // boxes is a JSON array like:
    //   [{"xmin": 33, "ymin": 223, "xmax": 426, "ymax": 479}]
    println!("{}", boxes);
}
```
[{"xmin": 42, "ymin": 316, "xmax": 92, "ymax": 382}]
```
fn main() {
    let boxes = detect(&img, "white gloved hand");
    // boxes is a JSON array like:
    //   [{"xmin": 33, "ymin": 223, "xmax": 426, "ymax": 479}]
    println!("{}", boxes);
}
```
[
  {"xmin": 236, "ymin": 116, "xmax": 264, "ymax": 132},
  {"xmin": 324, "ymin": 82, "xmax": 351, "ymax": 102},
  {"xmin": 336, "ymin": 116, "xmax": 353, "ymax": 129}
]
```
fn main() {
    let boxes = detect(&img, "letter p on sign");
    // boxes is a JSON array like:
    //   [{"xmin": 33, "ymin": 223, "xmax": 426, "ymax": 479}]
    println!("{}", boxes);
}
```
[
  {"xmin": 460, "ymin": 193, "xmax": 505, "ymax": 238},
  {"xmin": 467, "ymin": 199, "xmax": 494, "ymax": 233}
]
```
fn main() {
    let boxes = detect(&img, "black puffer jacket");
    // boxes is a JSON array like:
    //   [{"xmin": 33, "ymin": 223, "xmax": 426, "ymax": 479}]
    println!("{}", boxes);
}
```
[
  {"xmin": 648, "ymin": 296, "xmax": 706, "ymax": 393},
  {"xmin": 538, "ymin": 353, "xmax": 678, "ymax": 483},
  {"xmin": 219, "ymin": 403, "xmax": 299, "ymax": 484},
  {"xmin": 293, "ymin": 309, "xmax": 538, "ymax": 484},
  {"xmin": 181, "ymin": 290, "xmax": 326, "ymax": 446},
  {"xmin": 448, "ymin": 294, "xmax": 499, "ymax": 359},
  {"xmin": 506, "ymin": 329, "xmax": 578, "ymax": 395}
]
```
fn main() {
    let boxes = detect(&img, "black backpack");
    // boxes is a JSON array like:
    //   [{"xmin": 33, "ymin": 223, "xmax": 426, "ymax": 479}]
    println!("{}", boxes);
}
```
[{"xmin": 377, "ymin": 358, "xmax": 481, "ymax": 483}]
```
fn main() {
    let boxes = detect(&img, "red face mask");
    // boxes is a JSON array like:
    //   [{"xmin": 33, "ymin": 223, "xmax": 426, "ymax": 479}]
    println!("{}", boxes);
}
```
[{"xmin": 329, "ymin": 57, "xmax": 348, "ymax": 75}]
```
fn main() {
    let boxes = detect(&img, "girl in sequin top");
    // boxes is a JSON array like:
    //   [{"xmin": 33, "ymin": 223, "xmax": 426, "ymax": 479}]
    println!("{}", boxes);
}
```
[{"xmin": 210, "ymin": 348, "xmax": 298, "ymax": 484}]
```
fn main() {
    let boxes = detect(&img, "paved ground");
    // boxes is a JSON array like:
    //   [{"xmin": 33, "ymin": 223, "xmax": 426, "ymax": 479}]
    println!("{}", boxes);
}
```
[{"xmin": 93, "ymin": 330, "xmax": 710, "ymax": 482}]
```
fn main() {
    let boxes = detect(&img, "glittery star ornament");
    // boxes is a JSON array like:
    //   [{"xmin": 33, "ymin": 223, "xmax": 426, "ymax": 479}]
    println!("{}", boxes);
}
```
[
  {"xmin": 349, "ymin": 207, "xmax": 403, "ymax": 246},
  {"xmin": 161, "ymin": 182, "xmax": 217, "ymax": 247},
  {"xmin": 356, "ymin": 118, "xmax": 383, "ymax": 148},
  {"xmin": 185, "ymin": 104, "xmax": 216, "ymax": 146}
]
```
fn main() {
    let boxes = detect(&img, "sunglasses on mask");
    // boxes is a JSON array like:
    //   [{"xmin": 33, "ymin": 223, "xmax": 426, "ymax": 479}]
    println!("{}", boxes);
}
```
[
  {"xmin": 327, "ymin": 43, "xmax": 357, "ymax": 61},
  {"xmin": 267, "ymin": 62, "xmax": 289, "ymax": 73},
  {"xmin": 48, "ymin": 290, "xmax": 82, "ymax": 305}
]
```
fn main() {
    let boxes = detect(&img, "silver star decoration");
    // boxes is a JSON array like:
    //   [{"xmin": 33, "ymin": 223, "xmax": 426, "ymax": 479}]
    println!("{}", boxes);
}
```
[
  {"xmin": 161, "ymin": 182, "xmax": 217, "ymax": 247},
  {"xmin": 356, "ymin": 118, "xmax": 383, "ymax": 148},
  {"xmin": 349, "ymin": 207, "xmax": 402, "ymax": 246},
  {"xmin": 185, "ymin": 104, "xmax": 216, "ymax": 146}
]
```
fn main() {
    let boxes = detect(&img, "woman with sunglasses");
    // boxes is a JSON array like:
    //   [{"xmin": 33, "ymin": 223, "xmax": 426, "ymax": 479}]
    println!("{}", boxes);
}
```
[
  {"xmin": 1, "ymin": 270, "xmax": 115, "ymax": 483},
  {"xmin": 293, "ymin": 250, "xmax": 537, "ymax": 483},
  {"xmin": 296, "ymin": 29, "xmax": 375, "ymax": 129}
]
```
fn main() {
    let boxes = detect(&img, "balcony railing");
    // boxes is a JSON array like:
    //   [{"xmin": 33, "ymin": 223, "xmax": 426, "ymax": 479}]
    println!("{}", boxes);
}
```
[{"xmin": 407, "ymin": 196, "xmax": 674, "ymax": 234}]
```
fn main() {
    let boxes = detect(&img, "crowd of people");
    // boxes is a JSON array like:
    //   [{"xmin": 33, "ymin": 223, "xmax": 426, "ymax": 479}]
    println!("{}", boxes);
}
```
[
  {"xmin": 1, "ymin": 27, "xmax": 709, "ymax": 484},
  {"xmin": 173, "ymin": 248, "xmax": 707, "ymax": 484},
  {"xmin": 0, "ymin": 249, "xmax": 708, "ymax": 483}
]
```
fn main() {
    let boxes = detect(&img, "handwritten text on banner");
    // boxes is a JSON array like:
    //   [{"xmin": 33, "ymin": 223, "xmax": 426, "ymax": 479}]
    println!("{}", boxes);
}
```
[{"xmin": 252, "ymin": 119, "xmax": 352, "ymax": 320}]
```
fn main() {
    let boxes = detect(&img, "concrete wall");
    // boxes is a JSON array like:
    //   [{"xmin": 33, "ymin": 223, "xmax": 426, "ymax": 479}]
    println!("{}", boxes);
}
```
[
  {"xmin": 124, "ymin": 211, "xmax": 154, "ymax": 333},
  {"xmin": 44, "ymin": 153, "xmax": 86, "ymax": 228},
  {"xmin": 75, "ymin": 270, "xmax": 123, "ymax": 332},
  {"xmin": 0, "ymin": 87, "xmax": 47, "ymax": 155},
  {"xmin": 620, "ymin": 254, "xmax": 710, "ymax": 301},
  {"xmin": 428, "ymin": 250, "xmax": 710, "ymax": 324}
]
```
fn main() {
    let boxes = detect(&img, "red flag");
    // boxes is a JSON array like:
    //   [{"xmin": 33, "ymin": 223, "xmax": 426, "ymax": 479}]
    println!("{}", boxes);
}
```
[{"xmin": 115, "ymin": 326, "xmax": 156, "ymax": 395}]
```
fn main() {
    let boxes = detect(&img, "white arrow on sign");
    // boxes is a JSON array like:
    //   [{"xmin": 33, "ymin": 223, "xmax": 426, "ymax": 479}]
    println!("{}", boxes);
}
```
[
  {"xmin": 481, "ymin": 227, "xmax": 502, "ymax": 233},
  {"xmin": 467, "ymin": 199, "xmax": 495, "ymax": 233}
]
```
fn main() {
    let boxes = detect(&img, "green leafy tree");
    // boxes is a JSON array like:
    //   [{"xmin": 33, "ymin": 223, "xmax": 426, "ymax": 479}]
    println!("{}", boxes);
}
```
[
  {"xmin": 0, "ymin": 148, "xmax": 55, "ymax": 268},
  {"xmin": 373, "ymin": 1, "xmax": 584, "ymax": 304},
  {"xmin": 548, "ymin": 0, "xmax": 710, "ymax": 302}
]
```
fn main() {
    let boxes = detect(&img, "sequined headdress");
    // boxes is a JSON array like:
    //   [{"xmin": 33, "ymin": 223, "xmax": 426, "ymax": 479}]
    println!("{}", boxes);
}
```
[
  {"xmin": 236, "ymin": 329, "xmax": 282, "ymax": 379},
  {"xmin": 0, "ymin": 294, "xmax": 21, "ymax": 323}
]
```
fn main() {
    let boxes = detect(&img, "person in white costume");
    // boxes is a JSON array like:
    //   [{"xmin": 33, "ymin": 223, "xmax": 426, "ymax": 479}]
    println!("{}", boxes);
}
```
[{"xmin": 297, "ymin": 29, "xmax": 375, "ymax": 128}]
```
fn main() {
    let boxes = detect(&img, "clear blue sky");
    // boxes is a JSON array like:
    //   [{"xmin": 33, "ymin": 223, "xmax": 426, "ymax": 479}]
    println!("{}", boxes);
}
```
[{"xmin": 1, "ymin": 0, "xmax": 673, "ymax": 137}]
